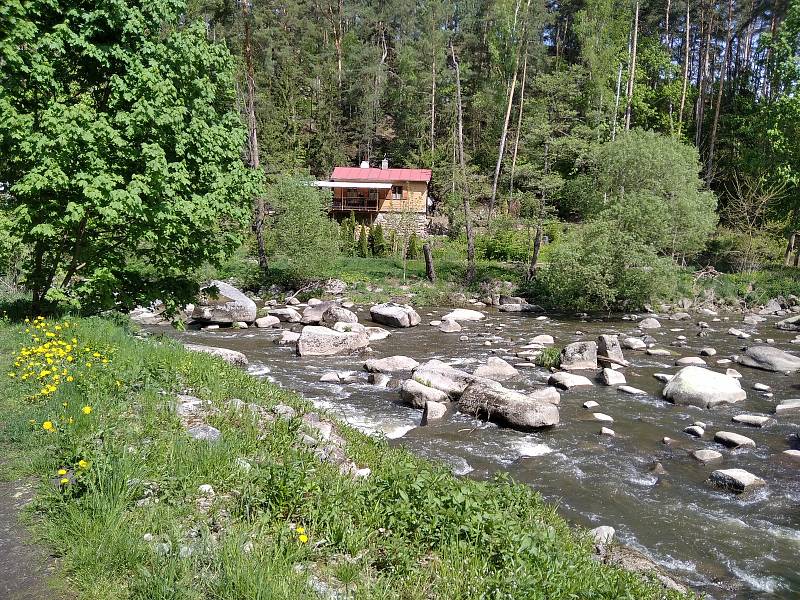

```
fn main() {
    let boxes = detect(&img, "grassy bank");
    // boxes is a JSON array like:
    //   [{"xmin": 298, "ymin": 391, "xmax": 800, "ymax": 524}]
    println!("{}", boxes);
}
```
[{"xmin": 0, "ymin": 315, "xmax": 689, "ymax": 599}]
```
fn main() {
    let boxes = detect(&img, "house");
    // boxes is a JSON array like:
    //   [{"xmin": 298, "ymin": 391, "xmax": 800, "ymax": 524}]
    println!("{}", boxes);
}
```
[{"xmin": 314, "ymin": 159, "xmax": 431, "ymax": 236}]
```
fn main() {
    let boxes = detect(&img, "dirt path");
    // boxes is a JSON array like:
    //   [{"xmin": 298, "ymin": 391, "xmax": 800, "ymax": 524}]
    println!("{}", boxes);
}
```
[{"xmin": 0, "ymin": 477, "xmax": 65, "ymax": 600}]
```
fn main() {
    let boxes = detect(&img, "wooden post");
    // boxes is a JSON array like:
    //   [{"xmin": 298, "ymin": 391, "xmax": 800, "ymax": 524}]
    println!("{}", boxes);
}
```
[{"xmin": 423, "ymin": 243, "xmax": 436, "ymax": 282}]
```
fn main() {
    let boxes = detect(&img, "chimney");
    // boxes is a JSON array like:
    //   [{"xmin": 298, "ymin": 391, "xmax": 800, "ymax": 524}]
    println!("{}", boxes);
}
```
[
  {"xmin": 359, "ymin": 160, "xmax": 370, "ymax": 169},
  {"xmin": 381, "ymin": 156, "xmax": 388, "ymax": 170}
]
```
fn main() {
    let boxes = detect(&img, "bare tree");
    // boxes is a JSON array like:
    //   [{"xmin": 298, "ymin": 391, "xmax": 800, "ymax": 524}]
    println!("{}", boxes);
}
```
[
  {"xmin": 706, "ymin": 0, "xmax": 733, "ymax": 183},
  {"xmin": 677, "ymin": 0, "xmax": 691, "ymax": 135},
  {"xmin": 624, "ymin": 1, "xmax": 640, "ymax": 131}
]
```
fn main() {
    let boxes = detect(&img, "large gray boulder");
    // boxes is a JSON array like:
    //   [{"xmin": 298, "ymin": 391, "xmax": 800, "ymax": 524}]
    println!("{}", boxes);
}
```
[
  {"xmin": 708, "ymin": 469, "xmax": 765, "ymax": 494},
  {"xmin": 548, "ymin": 371, "xmax": 593, "ymax": 389},
  {"xmin": 662, "ymin": 366, "xmax": 746, "ymax": 408},
  {"xmin": 597, "ymin": 335, "xmax": 627, "ymax": 367},
  {"xmin": 296, "ymin": 326, "xmax": 369, "ymax": 356},
  {"xmin": 301, "ymin": 301, "xmax": 337, "ymax": 325},
  {"xmin": 560, "ymin": 341, "xmax": 598, "ymax": 370},
  {"xmin": 322, "ymin": 305, "xmax": 359, "ymax": 325},
  {"xmin": 412, "ymin": 359, "xmax": 473, "ymax": 398},
  {"xmin": 269, "ymin": 307, "xmax": 302, "ymax": 323},
  {"xmin": 400, "ymin": 379, "xmax": 449, "ymax": 408},
  {"xmin": 776, "ymin": 315, "xmax": 800, "ymax": 331},
  {"xmin": 193, "ymin": 281, "xmax": 257, "ymax": 324},
  {"xmin": 183, "ymin": 343, "xmax": 248, "ymax": 366},
  {"xmin": 736, "ymin": 345, "xmax": 800, "ymax": 373},
  {"xmin": 364, "ymin": 355, "xmax": 419, "ymax": 373},
  {"xmin": 254, "ymin": 315, "xmax": 280, "ymax": 328},
  {"xmin": 438, "ymin": 319, "xmax": 462, "ymax": 333},
  {"xmin": 472, "ymin": 357, "xmax": 519, "ymax": 382},
  {"xmin": 639, "ymin": 317, "xmax": 661, "ymax": 329},
  {"xmin": 498, "ymin": 303, "xmax": 544, "ymax": 313},
  {"xmin": 370, "ymin": 303, "xmax": 421, "ymax": 328},
  {"xmin": 458, "ymin": 379, "xmax": 560, "ymax": 431},
  {"xmin": 441, "ymin": 308, "xmax": 485, "ymax": 322}
]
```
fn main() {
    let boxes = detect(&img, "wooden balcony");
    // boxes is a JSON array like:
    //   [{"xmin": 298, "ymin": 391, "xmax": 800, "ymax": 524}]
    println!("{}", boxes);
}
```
[{"xmin": 331, "ymin": 194, "xmax": 381, "ymax": 212}]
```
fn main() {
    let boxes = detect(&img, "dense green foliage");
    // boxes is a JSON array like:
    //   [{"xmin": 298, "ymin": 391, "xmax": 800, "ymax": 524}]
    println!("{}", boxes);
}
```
[
  {"xmin": 0, "ymin": 317, "xmax": 689, "ymax": 599},
  {"xmin": 0, "ymin": 0, "xmax": 254, "ymax": 311}
]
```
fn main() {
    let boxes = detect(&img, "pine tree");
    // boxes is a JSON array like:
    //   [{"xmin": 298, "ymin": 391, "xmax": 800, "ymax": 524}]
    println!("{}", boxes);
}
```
[
  {"xmin": 370, "ymin": 223, "xmax": 386, "ymax": 257},
  {"xmin": 358, "ymin": 224, "xmax": 370, "ymax": 258}
]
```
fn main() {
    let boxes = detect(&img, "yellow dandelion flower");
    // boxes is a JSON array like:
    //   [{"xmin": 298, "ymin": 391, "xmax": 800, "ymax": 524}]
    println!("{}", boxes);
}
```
[
  {"xmin": 42, "ymin": 421, "xmax": 54, "ymax": 431},
  {"xmin": 85, "ymin": 362, "xmax": 92, "ymax": 368},
  {"xmin": 296, "ymin": 527, "xmax": 305, "ymax": 534},
  {"xmin": 78, "ymin": 460, "xmax": 89, "ymax": 469},
  {"xmin": 66, "ymin": 376, "xmax": 74, "ymax": 382},
  {"xmin": 298, "ymin": 534, "xmax": 308, "ymax": 544},
  {"xmin": 59, "ymin": 478, "xmax": 69, "ymax": 485},
  {"xmin": 58, "ymin": 469, "xmax": 67, "ymax": 476},
  {"xmin": 82, "ymin": 406, "xmax": 92, "ymax": 415}
]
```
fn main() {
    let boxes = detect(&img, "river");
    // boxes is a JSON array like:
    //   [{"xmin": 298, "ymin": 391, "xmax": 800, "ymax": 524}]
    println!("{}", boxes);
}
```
[{"xmin": 156, "ymin": 306, "xmax": 800, "ymax": 599}]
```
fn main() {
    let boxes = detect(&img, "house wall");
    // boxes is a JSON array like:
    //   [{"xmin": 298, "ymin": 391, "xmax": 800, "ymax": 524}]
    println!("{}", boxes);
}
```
[{"xmin": 377, "ymin": 181, "xmax": 427, "ymax": 213}]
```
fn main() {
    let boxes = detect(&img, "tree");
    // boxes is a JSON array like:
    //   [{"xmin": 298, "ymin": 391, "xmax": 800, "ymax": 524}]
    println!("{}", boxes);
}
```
[
  {"xmin": 266, "ymin": 177, "xmax": 340, "ymax": 277},
  {"xmin": 358, "ymin": 225, "xmax": 370, "ymax": 258},
  {"xmin": 0, "ymin": 0, "xmax": 253, "ymax": 312},
  {"xmin": 370, "ymin": 222, "xmax": 387, "ymax": 257},
  {"xmin": 594, "ymin": 129, "xmax": 718, "ymax": 259}
]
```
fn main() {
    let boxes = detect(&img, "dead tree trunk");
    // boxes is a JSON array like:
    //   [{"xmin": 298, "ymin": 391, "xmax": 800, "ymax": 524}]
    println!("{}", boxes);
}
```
[
  {"xmin": 678, "ymin": 0, "xmax": 691, "ymax": 135},
  {"xmin": 706, "ymin": 0, "xmax": 733, "ymax": 183},
  {"xmin": 451, "ymin": 41, "xmax": 476, "ymax": 284},
  {"xmin": 244, "ymin": 2, "xmax": 267, "ymax": 275},
  {"xmin": 612, "ymin": 62, "xmax": 623, "ymax": 141},
  {"xmin": 624, "ymin": 1, "xmax": 640, "ymax": 131},
  {"xmin": 423, "ymin": 243, "xmax": 436, "ymax": 282},
  {"xmin": 509, "ymin": 47, "xmax": 529, "ymax": 216},
  {"xmin": 489, "ymin": 0, "xmax": 531, "ymax": 223}
]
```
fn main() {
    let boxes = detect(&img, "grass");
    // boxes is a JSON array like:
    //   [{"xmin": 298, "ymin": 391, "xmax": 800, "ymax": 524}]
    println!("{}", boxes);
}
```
[{"xmin": 0, "ymin": 314, "xmax": 691, "ymax": 599}]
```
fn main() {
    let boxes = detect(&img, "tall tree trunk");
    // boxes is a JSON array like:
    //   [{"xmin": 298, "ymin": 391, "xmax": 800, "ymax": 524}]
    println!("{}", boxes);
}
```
[
  {"xmin": 677, "ymin": 0, "xmax": 691, "ymax": 135},
  {"xmin": 423, "ymin": 242, "xmax": 436, "ymax": 282},
  {"xmin": 509, "ymin": 47, "xmax": 529, "ymax": 216},
  {"xmin": 695, "ymin": 6, "xmax": 714, "ymax": 147},
  {"xmin": 624, "ymin": 1, "xmax": 640, "ymax": 131},
  {"xmin": 612, "ymin": 62, "xmax": 623, "ymax": 140},
  {"xmin": 489, "ymin": 0, "xmax": 531, "ymax": 223},
  {"xmin": 451, "ymin": 42, "xmax": 475, "ymax": 284},
  {"xmin": 706, "ymin": 0, "xmax": 733, "ymax": 184},
  {"xmin": 430, "ymin": 45, "xmax": 436, "ymax": 159},
  {"xmin": 527, "ymin": 140, "xmax": 549, "ymax": 280},
  {"xmin": 243, "ymin": 3, "xmax": 267, "ymax": 275}
]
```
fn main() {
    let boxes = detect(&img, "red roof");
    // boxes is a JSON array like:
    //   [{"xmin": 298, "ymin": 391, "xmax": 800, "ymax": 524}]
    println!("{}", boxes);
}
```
[{"xmin": 331, "ymin": 166, "xmax": 431, "ymax": 183}]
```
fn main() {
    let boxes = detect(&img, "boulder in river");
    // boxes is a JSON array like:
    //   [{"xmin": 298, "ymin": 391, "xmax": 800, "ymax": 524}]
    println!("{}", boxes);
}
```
[
  {"xmin": 776, "ymin": 314, "xmax": 800, "ymax": 331},
  {"xmin": 255, "ymin": 315, "xmax": 280, "ymax": 328},
  {"xmin": 774, "ymin": 399, "xmax": 800, "ymax": 415},
  {"xmin": 364, "ymin": 355, "xmax": 419, "ymax": 373},
  {"xmin": 731, "ymin": 414, "xmax": 771, "ymax": 428},
  {"xmin": 498, "ymin": 303, "xmax": 544, "ymax": 313},
  {"xmin": 708, "ymin": 468, "xmax": 765, "ymax": 494},
  {"xmin": 370, "ymin": 303, "xmax": 421, "ymax": 328},
  {"xmin": 675, "ymin": 356, "xmax": 707, "ymax": 366},
  {"xmin": 714, "ymin": 431, "xmax": 756, "ymax": 448},
  {"xmin": 590, "ymin": 526, "xmax": 615, "ymax": 544},
  {"xmin": 332, "ymin": 322, "xmax": 366, "ymax": 333},
  {"xmin": 269, "ymin": 307, "xmax": 302, "ymax": 323},
  {"xmin": 458, "ymin": 379, "xmax": 559, "ymax": 431},
  {"xmin": 278, "ymin": 330, "xmax": 301, "ymax": 345},
  {"xmin": 560, "ymin": 341, "xmax": 598, "ymax": 370},
  {"xmin": 598, "ymin": 368, "xmax": 626, "ymax": 386},
  {"xmin": 597, "ymin": 334, "xmax": 628, "ymax": 368},
  {"xmin": 322, "ymin": 305, "xmax": 358, "ymax": 325},
  {"xmin": 530, "ymin": 334, "xmax": 554, "ymax": 345},
  {"xmin": 691, "ymin": 449, "xmax": 722, "ymax": 463},
  {"xmin": 622, "ymin": 337, "xmax": 647, "ymax": 350},
  {"xmin": 183, "ymin": 343, "xmax": 248, "ymax": 366},
  {"xmin": 421, "ymin": 400, "xmax": 447, "ymax": 425},
  {"xmin": 472, "ymin": 357, "xmax": 519, "ymax": 382},
  {"xmin": 735, "ymin": 345, "xmax": 800, "ymax": 373},
  {"xmin": 400, "ymin": 379, "xmax": 449, "ymax": 408},
  {"xmin": 365, "ymin": 327, "xmax": 391, "ymax": 342},
  {"xmin": 639, "ymin": 317, "xmax": 661, "ymax": 329},
  {"xmin": 296, "ymin": 326, "xmax": 369, "ymax": 356},
  {"xmin": 412, "ymin": 359, "xmax": 473, "ymax": 398},
  {"xmin": 548, "ymin": 371, "xmax": 593, "ymax": 390},
  {"xmin": 193, "ymin": 280, "xmax": 257, "ymax": 324},
  {"xmin": 301, "ymin": 301, "xmax": 336, "ymax": 325},
  {"xmin": 438, "ymin": 319, "xmax": 462, "ymax": 333},
  {"xmin": 662, "ymin": 366, "xmax": 746, "ymax": 408},
  {"xmin": 441, "ymin": 308, "xmax": 485, "ymax": 322}
]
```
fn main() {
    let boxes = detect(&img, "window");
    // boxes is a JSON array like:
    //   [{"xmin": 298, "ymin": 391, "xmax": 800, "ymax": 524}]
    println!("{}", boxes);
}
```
[{"xmin": 391, "ymin": 185, "xmax": 403, "ymax": 200}]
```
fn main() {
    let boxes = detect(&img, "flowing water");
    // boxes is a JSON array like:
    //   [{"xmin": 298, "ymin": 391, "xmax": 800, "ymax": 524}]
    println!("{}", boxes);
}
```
[{"xmin": 157, "ymin": 307, "xmax": 800, "ymax": 599}]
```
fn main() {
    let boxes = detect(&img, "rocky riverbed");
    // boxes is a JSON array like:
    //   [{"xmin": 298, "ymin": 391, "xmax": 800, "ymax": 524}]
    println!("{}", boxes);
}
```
[{"xmin": 140, "ymin": 287, "xmax": 800, "ymax": 599}]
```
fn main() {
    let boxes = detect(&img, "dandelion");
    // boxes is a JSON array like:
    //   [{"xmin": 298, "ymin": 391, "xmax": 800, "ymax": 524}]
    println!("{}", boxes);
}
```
[
  {"xmin": 78, "ymin": 460, "xmax": 89, "ymax": 469},
  {"xmin": 66, "ymin": 376, "xmax": 74, "ymax": 382},
  {"xmin": 296, "ymin": 526, "xmax": 305, "ymax": 534},
  {"xmin": 82, "ymin": 406, "xmax": 92, "ymax": 415},
  {"xmin": 59, "ymin": 478, "xmax": 69, "ymax": 485},
  {"xmin": 42, "ymin": 421, "xmax": 54, "ymax": 432},
  {"xmin": 85, "ymin": 362, "xmax": 92, "ymax": 368},
  {"xmin": 58, "ymin": 469, "xmax": 67, "ymax": 476},
  {"xmin": 298, "ymin": 534, "xmax": 308, "ymax": 544}
]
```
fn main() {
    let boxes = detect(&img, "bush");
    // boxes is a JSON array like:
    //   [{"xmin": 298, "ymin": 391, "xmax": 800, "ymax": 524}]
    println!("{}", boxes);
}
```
[
  {"xmin": 477, "ymin": 217, "xmax": 529, "ymax": 262},
  {"xmin": 406, "ymin": 233, "xmax": 421, "ymax": 259},
  {"xmin": 358, "ymin": 225, "xmax": 369, "ymax": 258},
  {"xmin": 370, "ymin": 223, "xmax": 386, "ymax": 258},
  {"xmin": 530, "ymin": 220, "xmax": 679, "ymax": 312}
]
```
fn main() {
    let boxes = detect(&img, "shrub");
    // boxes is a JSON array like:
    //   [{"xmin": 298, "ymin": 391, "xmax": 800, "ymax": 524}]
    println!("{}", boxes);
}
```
[
  {"xmin": 537, "ymin": 347, "xmax": 562, "ymax": 369},
  {"xmin": 530, "ymin": 220, "xmax": 678, "ymax": 311},
  {"xmin": 407, "ymin": 233, "xmax": 421, "ymax": 260},
  {"xmin": 358, "ymin": 225, "xmax": 369, "ymax": 258},
  {"xmin": 370, "ymin": 223, "xmax": 386, "ymax": 258}
]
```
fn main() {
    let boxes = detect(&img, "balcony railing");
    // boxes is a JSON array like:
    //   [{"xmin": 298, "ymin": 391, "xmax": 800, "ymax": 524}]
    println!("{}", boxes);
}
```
[{"xmin": 331, "ymin": 195, "xmax": 380, "ymax": 212}]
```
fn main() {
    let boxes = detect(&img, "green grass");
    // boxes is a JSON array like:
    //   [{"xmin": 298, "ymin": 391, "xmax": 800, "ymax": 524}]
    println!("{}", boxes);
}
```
[{"xmin": 0, "ymin": 315, "xmax": 691, "ymax": 599}]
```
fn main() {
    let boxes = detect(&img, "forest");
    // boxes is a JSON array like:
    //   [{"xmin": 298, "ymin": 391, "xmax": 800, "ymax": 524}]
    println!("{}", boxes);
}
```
[{"xmin": 1, "ymin": 0, "xmax": 799, "ymax": 311}]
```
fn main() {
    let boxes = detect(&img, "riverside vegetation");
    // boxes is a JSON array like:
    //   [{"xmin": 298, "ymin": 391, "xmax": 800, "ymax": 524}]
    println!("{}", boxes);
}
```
[{"xmin": 0, "ymin": 315, "xmax": 692, "ymax": 599}]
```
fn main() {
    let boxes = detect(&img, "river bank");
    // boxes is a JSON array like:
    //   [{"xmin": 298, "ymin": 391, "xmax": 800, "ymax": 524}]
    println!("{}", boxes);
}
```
[
  {"xmin": 0, "ymin": 316, "xmax": 687, "ymax": 599},
  {"xmin": 138, "ymin": 281, "xmax": 800, "ymax": 600}
]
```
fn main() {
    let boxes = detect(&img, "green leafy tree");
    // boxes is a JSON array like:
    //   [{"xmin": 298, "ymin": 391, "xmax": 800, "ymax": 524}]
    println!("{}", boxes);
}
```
[
  {"xmin": 340, "ymin": 211, "xmax": 358, "ymax": 256},
  {"xmin": 266, "ymin": 176, "xmax": 339, "ymax": 278},
  {"xmin": 370, "ymin": 222, "xmax": 386, "ymax": 258},
  {"xmin": 593, "ymin": 129, "xmax": 717, "ymax": 259},
  {"xmin": 0, "ymin": 0, "xmax": 253, "ymax": 311}
]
